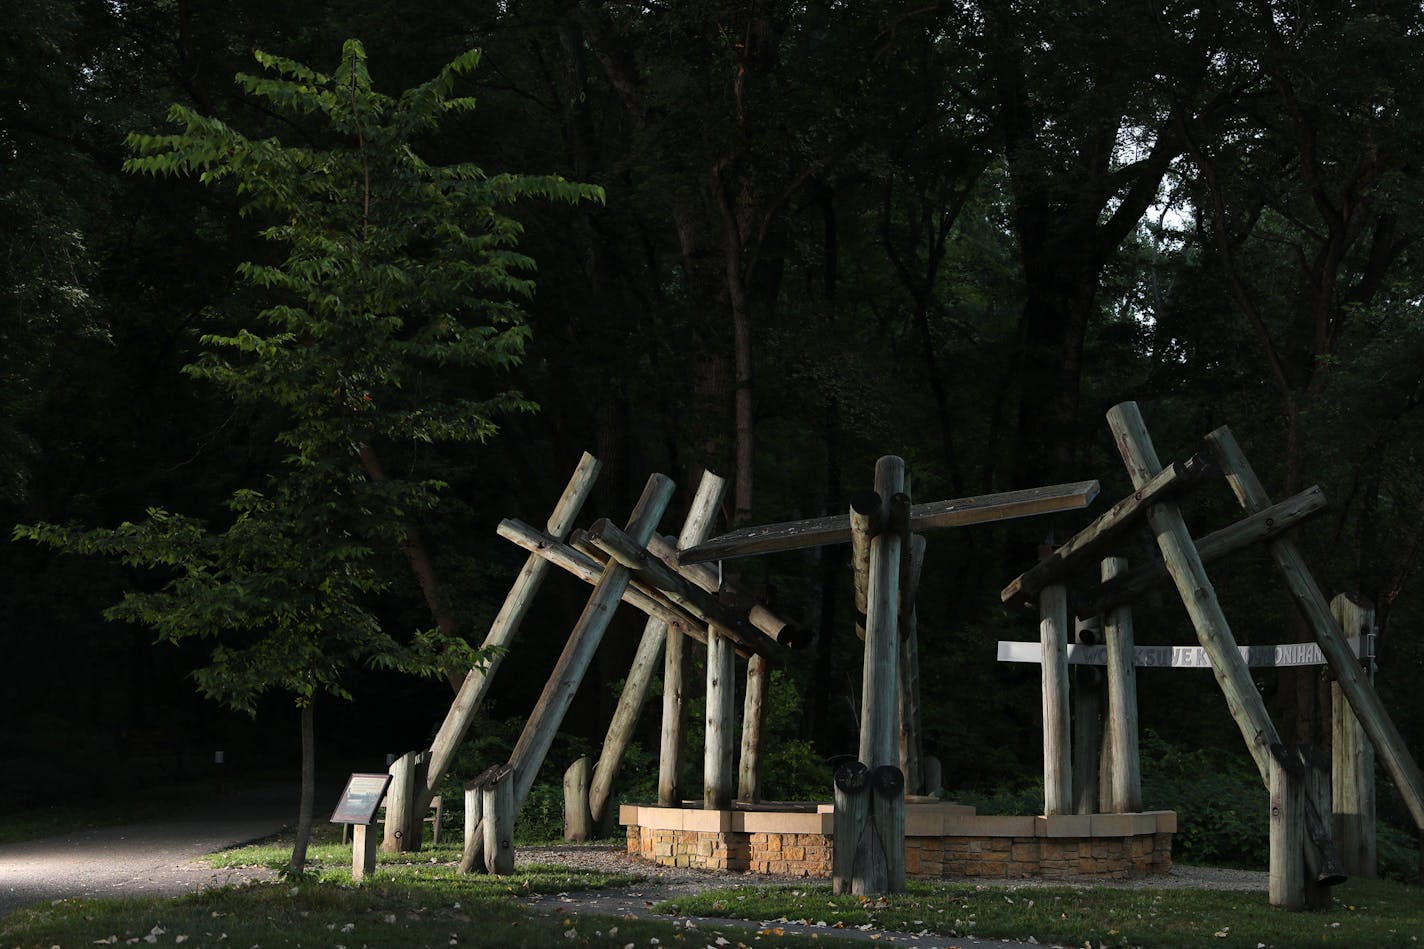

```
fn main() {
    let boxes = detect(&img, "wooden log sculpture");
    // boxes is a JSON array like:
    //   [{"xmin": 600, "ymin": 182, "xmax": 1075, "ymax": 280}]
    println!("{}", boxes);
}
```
[{"xmin": 833, "ymin": 761, "xmax": 906, "ymax": 895}]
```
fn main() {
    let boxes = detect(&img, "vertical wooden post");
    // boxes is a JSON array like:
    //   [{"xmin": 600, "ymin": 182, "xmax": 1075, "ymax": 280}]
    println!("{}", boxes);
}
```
[
  {"xmin": 458, "ymin": 473, "xmax": 675, "ymax": 874},
  {"xmin": 421, "ymin": 454, "xmax": 601, "ymax": 817},
  {"xmin": 1102, "ymin": 556, "xmax": 1142, "ymax": 812},
  {"xmin": 1206, "ymin": 425, "xmax": 1424, "ymax": 833},
  {"xmin": 1298, "ymin": 745, "xmax": 1334, "ymax": 909},
  {"xmin": 463, "ymin": 780, "xmax": 482, "ymax": 855},
  {"xmin": 659, "ymin": 625, "xmax": 687, "ymax": 807},
  {"xmin": 898, "ymin": 534, "xmax": 927, "ymax": 794},
  {"xmin": 588, "ymin": 472, "xmax": 725, "ymax": 821},
  {"xmin": 1269, "ymin": 749, "xmax": 1306, "ymax": 910},
  {"xmin": 383, "ymin": 750, "xmax": 420, "ymax": 853},
  {"xmin": 871, "ymin": 766, "xmax": 907, "ymax": 893},
  {"xmin": 1039, "ymin": 583, "xmax": 1072, "ymax": 815},
  {"xmin": 922, "ymin": 755, "xmax": 942, "ymax": 798},
  {"xmin": 859, "ymin": 455, "xmax": 905, "ymax": 768},
  {"xmin": 483, "ymin": 766, "xmax": 515, "ymax": 875},
  {"xmin": 738, "ymin": 654, "xmax": 770, "ymax": 802},
  {"xmin": 1071, "ymin": 622, "xmax": 1102, "ymax": 816},
  {"xmin": 832, "ymin": 762, "xmax": 870, "ymax": 896},
  {"xmin": 704, "ymin": 624, "xmax": 737, "ymax": 809},
  {"xmin": 563, "ymin": 756, "xmax": 593, "ymax": 842},
  {"xmin": 351, "ymin": 823, "xmax": 378, "ymax": 882},
  {"xmin": 1330, "ymin": 594, "xmax": 1377, "ymax": 877}
]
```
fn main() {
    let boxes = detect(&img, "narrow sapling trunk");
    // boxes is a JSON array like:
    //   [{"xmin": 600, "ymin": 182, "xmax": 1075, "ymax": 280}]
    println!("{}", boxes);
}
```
[{"xmin": 288, "ymin": 701, "xmax": 316, "ymax": 876}]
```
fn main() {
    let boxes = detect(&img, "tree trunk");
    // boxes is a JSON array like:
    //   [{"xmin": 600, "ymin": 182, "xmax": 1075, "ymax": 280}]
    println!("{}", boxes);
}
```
[{"xmin": 288, "ymin": 701, "xmax": 315, "ymax": 876}]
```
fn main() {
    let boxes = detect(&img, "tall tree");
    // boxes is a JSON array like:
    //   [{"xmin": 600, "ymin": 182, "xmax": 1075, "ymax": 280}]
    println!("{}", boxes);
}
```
[{"xmin": 17, "ymin": 39, "xmax": 600, "ymax": 871}]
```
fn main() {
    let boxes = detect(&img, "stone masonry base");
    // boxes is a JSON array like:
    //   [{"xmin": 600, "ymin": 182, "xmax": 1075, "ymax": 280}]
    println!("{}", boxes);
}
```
[{"xmin": 621, "ymin": 803, "xmax": 1174, "ymax": 880}]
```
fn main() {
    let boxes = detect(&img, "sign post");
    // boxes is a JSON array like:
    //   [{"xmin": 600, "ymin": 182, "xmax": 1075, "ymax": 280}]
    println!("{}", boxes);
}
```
[{"xmin": 331, "ymin": 773, "xmax": 392, "ymax": 882}]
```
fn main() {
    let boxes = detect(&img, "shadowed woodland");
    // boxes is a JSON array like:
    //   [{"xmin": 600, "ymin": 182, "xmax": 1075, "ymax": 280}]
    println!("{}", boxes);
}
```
[{"xmin": 4, "ymin": 0, "xmax": 1424, "ymax": 875}]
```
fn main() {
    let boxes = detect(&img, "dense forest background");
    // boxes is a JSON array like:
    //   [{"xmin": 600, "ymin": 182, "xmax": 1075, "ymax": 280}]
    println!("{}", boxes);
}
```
[{"xmin": 5, "ymin": 0, "xmax": 1424, "ymax": 857}]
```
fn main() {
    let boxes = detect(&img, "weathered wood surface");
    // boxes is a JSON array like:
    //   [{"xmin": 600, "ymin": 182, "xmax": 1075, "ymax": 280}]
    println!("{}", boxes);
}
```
[
  {"xmin": 1111, "ymin": 404, "xmax": 1345, "ymax": 888},
  {"xmin": 1001, "ymin": 456, "xmax": 1209, "ymax": 605},
  {"xmin": 705, "ymin": 625, "xmax": 736, "ymax": 809},
  {"xmin": 463, "ymin": 780, "xmax": 482, "ymax": 853},
  {"xmin": 482, "ymin": 765, "xmax": 515, "ymax": 875},
  {"xmin": 832, "ymin": 761, "xmax": 870, "ymax": 896},
  {"xmin": 585, "ymin": 518, "xmax": 785, "ymax": 658},
  {"xmin": 1269, "ymin": 750, "xmax": 1306, "ymax": 910},
  {"xmin": 645, "ymin": 533, "xmax": 807, "ymax": 647},
  {"xmin": 898, "ymin": 534, "xmax": 927, "ymax": 793},
  {"xmin": 1072, "ymin": 623, "xmax": 1103, "ymax": 816},
  {"xmin": 738, "ymin": 653, "xmax": 770, "ymax": 802},
  {"xmin": 589, "ymin": 471, "xmax": 726, "ymax": 823},
  {"xmin": 859, "ymin": 456, "xmax": 904, "ymax": 769},
  {"xmin": 563, "ymin": 756, "xmax": 592, "ymax": 842},
  {"xmin": 1107, "ymin": 403, "xmax": 1278, "ymax": 783},
  {"xmin": 383, "ymin": 750, "xmax": 423, "ymax": 853},
  {"xmin": 1102, "ymin": 556, "xmax": 1142, "ymax": 812},
  {"xmin": 1331, "ymin": 594, "xmax": 1377, "ymax": 877},
  {"xmin": 421, "ymin": 453, "xmax": 600, "ymax": 817},
  {"xmin": 459, "ymin": 474, "xmax": 674, "ymax": 874},
  {"xmin": 678, "ymin": 479, "xmax": 1100, "ymax": 564},
  {"xmin": 497, "ymin": 518, "xmax": 705, "ymax": 640},
  {"xmin": 1298, "ymin": 744, "xmax": 1335, "ymax": 908},
  {"xmin": 659, "ymin": 473, "xmax": 729, "ymax": 807},
  {"xmin": 871, "ymin": 766, "xmax": 907, "ymax": 894},
  {"xmin": 1084, "ymin": 485, "xmax": 1328, "ymax": 616},
  {"xmin": 850, "ymin": 490, "xmax": 882, "ymax": 614},
  {"xmin": 1206, "ymin": 425, "xmax": 1424, "ymax": 833},
  {"xmin": 351, "ymin": 822, "xmax": 378, "ymax": 882},
  {"xmin": 1039, "ymin": 583, "xmax": 1072, "ymax": 816}
]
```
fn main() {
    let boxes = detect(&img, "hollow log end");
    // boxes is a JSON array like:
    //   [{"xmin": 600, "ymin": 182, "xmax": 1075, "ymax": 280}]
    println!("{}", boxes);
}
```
[
  {"xmin": 778, "ymin": 624, "xmax": 814, "ymax": 650},
  {"xmin": 834, "ymin": 760, "xmax": 870, "ymax": 792},
  {"xmin": 850, "ymin": 490, "xmax": 882, "ymax": 517},
  {"xmin": 870, "ymin": 765, "xmax": 905, "ymax": 796}
]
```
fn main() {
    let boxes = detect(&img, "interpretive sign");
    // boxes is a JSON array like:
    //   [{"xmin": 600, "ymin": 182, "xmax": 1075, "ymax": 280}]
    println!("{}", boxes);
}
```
[
  {"xmin": 330, "ymin": 773, "xmax": 392, "ymax": 824},
  {"xmin": 997, "ymin": 636, "xmax": 1369, "ymax": 669}
]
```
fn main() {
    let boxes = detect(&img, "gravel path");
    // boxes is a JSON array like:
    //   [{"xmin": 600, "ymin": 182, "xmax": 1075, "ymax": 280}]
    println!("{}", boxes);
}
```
[{"xmin": 0, "ymin": 785, "xmax": 291, "ymax": 917}]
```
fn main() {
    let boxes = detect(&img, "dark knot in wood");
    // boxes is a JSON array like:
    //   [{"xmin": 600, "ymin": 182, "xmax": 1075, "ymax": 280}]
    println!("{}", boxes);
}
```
[{"xmin": 870, "ymin": 765, "xmax": 905, "ymax": 796}]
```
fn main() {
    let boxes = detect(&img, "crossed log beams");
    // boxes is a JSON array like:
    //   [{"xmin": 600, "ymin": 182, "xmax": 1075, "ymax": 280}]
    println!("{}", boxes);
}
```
[{"xmin": 1107, "ymin": 402, "xmax": 1346, "ymax": 904}]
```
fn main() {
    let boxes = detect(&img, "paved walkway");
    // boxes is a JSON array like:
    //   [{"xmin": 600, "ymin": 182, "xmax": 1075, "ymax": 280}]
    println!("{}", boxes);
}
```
[{"xmin": 0, "ymin": 784, "xmax": 291, "ymax": 916}]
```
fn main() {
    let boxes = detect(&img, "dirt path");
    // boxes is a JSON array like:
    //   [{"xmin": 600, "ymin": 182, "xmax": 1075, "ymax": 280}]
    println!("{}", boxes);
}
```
[{"xmin": 0, "ymin": 784, "xmax": 291, "ymax": 916}]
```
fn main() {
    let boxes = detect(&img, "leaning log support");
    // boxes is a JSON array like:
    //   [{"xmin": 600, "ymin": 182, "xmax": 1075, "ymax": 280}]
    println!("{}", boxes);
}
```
[
  {"xmin": 419, "ymin": 453, "xmax": 601, "ymax": 820},
  {"xmin": 1206, "ymin": 425, "xmax": 1424, "ymax": 835},
  {"xmin": 588, "ymin": 471, "xmax": 726, "ymax": 824},
  {"xmin": 1108, "ymin": 403, "xmax": 1344, "ymax": 902},
  {"xmin": 458, "ymin": 473, "xmax": 675, "ymax": 873}
]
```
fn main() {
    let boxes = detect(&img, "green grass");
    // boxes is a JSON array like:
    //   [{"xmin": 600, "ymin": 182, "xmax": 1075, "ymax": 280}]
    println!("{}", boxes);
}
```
[
  {"xmin": 0, "ymin": 866, "xmax": 856, "ymax": 949},
  {"xmin": 656, "ymin": 876, "xmax": 1424, "ymax": 949}
]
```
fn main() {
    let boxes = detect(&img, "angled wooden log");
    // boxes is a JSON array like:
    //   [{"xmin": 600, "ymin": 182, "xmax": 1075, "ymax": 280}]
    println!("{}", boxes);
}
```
[
  {"xmin": 497, "ymin": 519, "xmax": 707, "ymax": 641},
  {"xmin": 458, "ymin": 473, "xmax": 674, "ymax": 873},
  {"xmin": 589, "ymin": 471, "xmax": 725, "ymax": 823},
  {"xmin": 1206, "ymin": 425, "xmax": 1424, "ymax": 833},
  {"xmin": 1084, "ymin": 485, "xmax": 1328, "ymax": 617},
  {"xmin": 1001, "ymin": 456, "xmax": 1210, "ymax": 605},
  {"xmin": 1101, "ymin": 556, "xmax": 1142, "ymax": 812},
  {"xmin": 420, "ymin": 453, "xmax": 601, "ymax": 817},
  {"xmin": 584, "ymin": 519, "xmax": 785, "ymax": 658},
  {"xmin": 1331, "ymin": 594, "xmax": 1377, "ymax": 877},
  {"xmin": 678, "ymin": 479, "xmax": 1100, "ymax": 564},
  {"xmin": 1039, "ymin": 583, "xmax": 1072, "ymax": 816},
  {"xmin": 645, "ymin": 533, "xmax": 809, "ymax": 647},
  {"xmin": 1110, "ymin": 403, "xmax": 1344, "ymax": 894},
  {"xmin": 738, "ymin": 653, "xmax": 770, "ymax": 802}
]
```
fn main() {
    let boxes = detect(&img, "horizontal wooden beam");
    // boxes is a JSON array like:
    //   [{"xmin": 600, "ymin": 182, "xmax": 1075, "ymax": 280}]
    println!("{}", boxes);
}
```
[
  {"xmin": 1082, "ymin": 485, "xmax": 1327, "ymax": 617},
  {"xmin": 1001, "ymin": 457, "xmax": 1209, "ymax": 605},
  {"xmin": 584, "ymin": 518, "xmax": 787, "ymax": 659},
  {"xmin": 678, "ymin": 479, "xmax": 1101, "ymax": 565},
  {"xmin": 495, "ymin": 519, "xmax": 709, "ymax": 645}
]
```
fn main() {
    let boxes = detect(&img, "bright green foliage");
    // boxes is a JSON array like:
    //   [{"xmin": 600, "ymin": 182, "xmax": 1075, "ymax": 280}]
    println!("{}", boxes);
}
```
[{"xmin": 16, "ymin": 40, "xmax": 602, "ymax": 715}]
